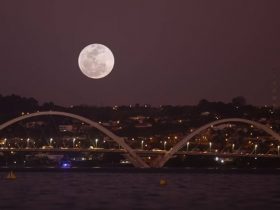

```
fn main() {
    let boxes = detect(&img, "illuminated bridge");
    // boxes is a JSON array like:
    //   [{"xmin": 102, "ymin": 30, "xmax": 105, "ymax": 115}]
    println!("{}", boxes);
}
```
[{"xmin": 1, "ymin": 111, "xmax": 280, "ymax": 168}]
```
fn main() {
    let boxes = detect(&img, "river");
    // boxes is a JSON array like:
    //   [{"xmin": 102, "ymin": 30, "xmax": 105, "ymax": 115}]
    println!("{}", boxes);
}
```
[{"xmin": 1, "ymin": 170, "xmax": 280, "ymax": 210}]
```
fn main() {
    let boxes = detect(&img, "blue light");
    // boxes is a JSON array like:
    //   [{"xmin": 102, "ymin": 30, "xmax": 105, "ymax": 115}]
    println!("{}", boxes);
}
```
[{"xmin": 61, "ymin": 161, "xmax": 71, "ymax": 168}]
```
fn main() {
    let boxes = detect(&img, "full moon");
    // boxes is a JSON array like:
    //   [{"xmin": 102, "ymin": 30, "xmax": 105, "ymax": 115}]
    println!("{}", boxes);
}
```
[{"xmin": 78, "ymin": 44, "xmax": 114, "ymax": 79}]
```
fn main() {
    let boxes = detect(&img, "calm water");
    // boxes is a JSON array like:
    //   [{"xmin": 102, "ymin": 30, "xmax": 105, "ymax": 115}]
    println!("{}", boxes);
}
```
[{"xmin": 1, "ymin": 171, "xmax": 280, "ymax": 210}]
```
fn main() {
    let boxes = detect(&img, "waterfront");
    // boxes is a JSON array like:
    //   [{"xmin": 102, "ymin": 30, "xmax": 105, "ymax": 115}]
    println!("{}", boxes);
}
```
[{"xmin": 1, "ymin": 170, "xmax": 280, "ymax": 210}]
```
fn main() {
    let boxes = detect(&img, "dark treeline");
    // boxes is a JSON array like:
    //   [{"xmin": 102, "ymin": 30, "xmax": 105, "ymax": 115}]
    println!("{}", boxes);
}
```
[{"xmin": 0, "ymin": 94, "xmax": 280, "ymax": 127}]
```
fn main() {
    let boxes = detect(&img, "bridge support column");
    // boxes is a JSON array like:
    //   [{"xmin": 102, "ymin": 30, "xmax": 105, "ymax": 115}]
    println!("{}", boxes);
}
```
[
  {"xmin": 116, "ymin": 137, "xmax": 150, "ymax": 168},
  {"xmin": 122, "ymin": 154, "xmax": 149, "ymax": 168},
  {"xmin": 149, "ymin": 154, "xmax": 166, "ymax": 168}
]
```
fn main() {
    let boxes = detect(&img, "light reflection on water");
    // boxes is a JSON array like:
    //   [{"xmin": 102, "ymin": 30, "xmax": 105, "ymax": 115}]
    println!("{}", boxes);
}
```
[{"xmin": 0, "ymin": 172, "xmax": 280, "ymax": 210}]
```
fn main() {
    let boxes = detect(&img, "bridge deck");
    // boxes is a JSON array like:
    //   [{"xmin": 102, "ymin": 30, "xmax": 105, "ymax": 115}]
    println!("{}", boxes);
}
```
[{"xmin": 0, "ymin": 148, "xmax": 279, "ymax": 158}]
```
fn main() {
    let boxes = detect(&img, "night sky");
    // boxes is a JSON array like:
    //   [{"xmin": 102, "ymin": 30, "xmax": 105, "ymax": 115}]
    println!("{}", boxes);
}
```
[{"xmin": 1, "ymin": 0, "xmax": 280, "ymax": 106}]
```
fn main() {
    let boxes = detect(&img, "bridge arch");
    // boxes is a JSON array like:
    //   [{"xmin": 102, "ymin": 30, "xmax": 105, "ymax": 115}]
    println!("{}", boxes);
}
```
[
  {"xmin": 0, "ymin": 111, "xmax": 149, "ymax": 168},
  {"xmin": 156, "ymin": 118, "xmax": 280, "ymax": 168}
]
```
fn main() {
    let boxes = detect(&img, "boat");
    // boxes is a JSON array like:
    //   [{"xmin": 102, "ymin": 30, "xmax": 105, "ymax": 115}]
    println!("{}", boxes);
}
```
[{"xmin": 6, "ymin": 171, "xmax": 16, "ymax": 180}]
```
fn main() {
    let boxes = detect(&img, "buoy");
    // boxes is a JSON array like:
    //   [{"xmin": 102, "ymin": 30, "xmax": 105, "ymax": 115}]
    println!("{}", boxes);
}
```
[
  {"xmin": 6, "ymin": 171, "xmax": 16, "ymax": 180},
  {"xmin": 159, "ymin": 179, "xmax": 167, "ymax": 186}
]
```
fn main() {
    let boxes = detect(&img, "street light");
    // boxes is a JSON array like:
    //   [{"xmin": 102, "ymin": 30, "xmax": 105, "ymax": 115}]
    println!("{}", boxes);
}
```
[
  {"xmin": 73, "ymin": 138, "xmax": 76, "ymax": 148},
  {"xmin": 50, "ymin": 138, "xmax": 53, "ymax": 146},
  {"xmin": 27, "ymin": 138, "xmax": 30, "ymax": 148},
  {"xmin": 209, "ymin": 142, "xmax": 212, "ymax": 152},
  {"xmin": 277, "ymin": 145, "xmax": 280, "ymax": 156},
  {"xmin": 141, "ymin": 140, "xmax": 144, "ymax": 150},
  {"xmin": 254, "ymin": 144, "xmax": 258, "ymax": 154},
  {"xmin": 164, "ymin": 141, "xmax": 167, "ymax": 150},
  {"xmin": 186, "ymin": 142, "xmax": 190, "ymax": 152},
  {"xmin": 232, "ymin": 144, "xmax": 235, "ymax": 152},
  {"xmin": 4, "ymin": 138, "xmax": 7, "ymax": 147},
  {"xmin": 95, "ymin": 138, "xmax": 98, "ymax": 148}
]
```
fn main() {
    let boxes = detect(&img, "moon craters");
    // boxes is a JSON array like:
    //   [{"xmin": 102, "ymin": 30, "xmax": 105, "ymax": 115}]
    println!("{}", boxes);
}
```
[{"xmin": 78, "ymin": 44, "xmax": 114, "ymax": 79}]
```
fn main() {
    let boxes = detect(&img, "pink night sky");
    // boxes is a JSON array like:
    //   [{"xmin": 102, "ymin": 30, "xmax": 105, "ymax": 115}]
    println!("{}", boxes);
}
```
[{"xmin": 1, "ymin": 0, "xmax": 280, "ymax": 106}]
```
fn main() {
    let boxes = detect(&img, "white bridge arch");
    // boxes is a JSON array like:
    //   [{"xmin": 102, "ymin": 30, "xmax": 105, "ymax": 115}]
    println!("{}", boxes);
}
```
[
  {"xmin": 0, "ymin": 111, "xmax": 149, "ymax": 168},
  {"xmin": 155, "ymin": 118, "xmax": 280, "ymax": 168}
]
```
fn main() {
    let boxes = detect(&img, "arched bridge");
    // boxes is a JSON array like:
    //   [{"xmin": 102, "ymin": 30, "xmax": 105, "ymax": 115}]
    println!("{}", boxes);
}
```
[
  {"xmin": 0, "ymin": 111, "xmax": 149, "ymax": 168},
  {"xmin": 153, "ymin": 118, "xmax": 280, "ymax": 168},
  {"xmin": 1, "ymin": 113, "xmax": 280, "ymax": 168}
]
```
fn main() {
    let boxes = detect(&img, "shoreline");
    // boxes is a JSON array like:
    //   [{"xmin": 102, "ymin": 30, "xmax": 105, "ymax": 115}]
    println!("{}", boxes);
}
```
[{"xmin": 1, "ymin": 167, "xmax": 280, "ymax": 174}]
